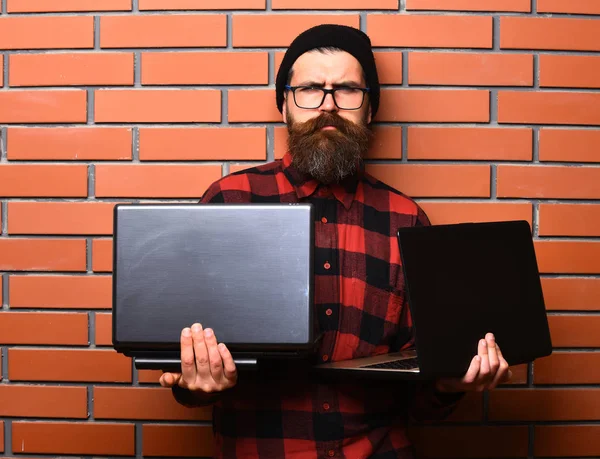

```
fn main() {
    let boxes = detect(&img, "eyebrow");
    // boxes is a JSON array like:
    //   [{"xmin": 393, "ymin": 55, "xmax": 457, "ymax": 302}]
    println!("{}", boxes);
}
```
[{"xmin": 295, "ymin": 80, "xmax": 364, "ymax": 88}]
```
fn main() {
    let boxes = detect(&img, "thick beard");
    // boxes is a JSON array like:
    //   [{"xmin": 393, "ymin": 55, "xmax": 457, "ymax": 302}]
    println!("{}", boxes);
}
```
[{"xmin": 286, "ymin": 109, "xmax": 373, "ymax": 185}]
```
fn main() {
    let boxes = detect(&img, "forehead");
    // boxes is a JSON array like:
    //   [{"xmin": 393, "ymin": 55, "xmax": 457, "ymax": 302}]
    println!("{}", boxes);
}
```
[{"xmin": 290, "ymin": 49, "xmax": 365, "ymax": 85}]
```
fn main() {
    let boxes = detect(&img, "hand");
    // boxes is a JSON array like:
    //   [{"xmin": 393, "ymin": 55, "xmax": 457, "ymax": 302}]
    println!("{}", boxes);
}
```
[
  {"xmin": 435, "ymin": 333, "xmax": 512, "ymax": 393},
  {"xmin": 159, "ymin": 323, "xmax": 238, "ymax": 393}
]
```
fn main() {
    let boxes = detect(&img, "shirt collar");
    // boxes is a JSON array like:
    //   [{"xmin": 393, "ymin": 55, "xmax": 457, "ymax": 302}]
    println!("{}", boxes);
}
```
[{"xmin": 281, "ymin": 152, "xmax": 362, "ymax": 210}]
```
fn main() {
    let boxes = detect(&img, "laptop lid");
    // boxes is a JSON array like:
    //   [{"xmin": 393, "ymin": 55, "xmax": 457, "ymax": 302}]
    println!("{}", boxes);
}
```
[
  {"xmin": 397, "ymin": 220, "xmax": 552, "ymax": 378},
  {"xmin": 112, "ymin": 203, "xmax": 316, "ymax": 368}
]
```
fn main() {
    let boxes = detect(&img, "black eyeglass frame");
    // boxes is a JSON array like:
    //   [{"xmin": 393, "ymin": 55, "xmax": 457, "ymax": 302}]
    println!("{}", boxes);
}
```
[{"xmin": 284, "ymin": 85, "xmax": 371, "ymax": 110}]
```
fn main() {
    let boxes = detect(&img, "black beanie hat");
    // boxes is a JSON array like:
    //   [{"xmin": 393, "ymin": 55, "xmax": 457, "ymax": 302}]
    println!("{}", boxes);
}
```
[{"xmin": 276, "ymin": 24, "xmax": 380, "ymax": 117}]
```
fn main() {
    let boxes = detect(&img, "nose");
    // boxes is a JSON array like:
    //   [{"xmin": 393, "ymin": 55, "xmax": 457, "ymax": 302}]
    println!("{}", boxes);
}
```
[{"xmin": 319, "ymin": 91, "xmax": 338, "ymax": 113}]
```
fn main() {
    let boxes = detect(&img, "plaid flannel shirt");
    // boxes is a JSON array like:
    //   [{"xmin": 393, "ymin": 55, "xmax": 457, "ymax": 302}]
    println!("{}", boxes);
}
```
[{"xmin": 173, "ymin": 152, "xmax": 463, "ymax": 458}]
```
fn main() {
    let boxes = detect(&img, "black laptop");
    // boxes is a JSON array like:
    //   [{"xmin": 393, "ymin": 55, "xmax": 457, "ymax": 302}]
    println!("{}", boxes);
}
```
[
  {"xmin": 112, "ymin": 203, "xmax": 317, "ymax": 372},
  {"xmin": 314, "ymin": 220, "xmax": 553, "ymax": 380}
]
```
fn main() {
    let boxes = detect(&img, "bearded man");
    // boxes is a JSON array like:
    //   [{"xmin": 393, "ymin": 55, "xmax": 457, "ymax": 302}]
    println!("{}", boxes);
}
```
[{"xmin": 160, "ymin": 24, "xmax": 511, "ymax": 459}]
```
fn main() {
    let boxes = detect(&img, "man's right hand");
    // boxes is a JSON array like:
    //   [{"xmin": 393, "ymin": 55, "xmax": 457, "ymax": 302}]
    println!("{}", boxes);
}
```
[{"xmin": 159, "ymin": 323, "xmax": 238, "ymax": 393}]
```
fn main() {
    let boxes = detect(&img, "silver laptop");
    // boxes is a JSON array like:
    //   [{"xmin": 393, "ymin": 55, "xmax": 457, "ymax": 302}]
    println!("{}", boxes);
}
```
[{"xmin": 112, "ymin": 203, "xmax": 318, "ymax": 372}]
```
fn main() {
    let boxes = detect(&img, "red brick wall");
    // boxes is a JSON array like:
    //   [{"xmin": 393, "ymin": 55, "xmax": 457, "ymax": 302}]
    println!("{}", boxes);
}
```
[{"xmin": 1, "ymin": 1, "xmax": 599, "ymax": 457}]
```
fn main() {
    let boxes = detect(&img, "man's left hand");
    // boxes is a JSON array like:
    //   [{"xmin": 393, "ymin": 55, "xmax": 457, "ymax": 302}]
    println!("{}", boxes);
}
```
[{"xmin": 434, "ymin": 333, "xmax": 512, "ymax": 393}]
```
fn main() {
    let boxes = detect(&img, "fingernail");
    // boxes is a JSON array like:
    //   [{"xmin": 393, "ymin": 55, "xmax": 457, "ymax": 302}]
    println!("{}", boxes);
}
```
[
  {"xmin": 182, "ymin": 328, "xmax": 191, "ymax": 337},
  {"xmin": 480, "ymin": 339, "xmax": 487, "ymax": 346},
  {"xmin": 204, "ymin": 328, "xmax": 213, "ymax": 338},
  {"xmin": 192, "ymin": 323, "xmax": 202, "ymax": 333}
]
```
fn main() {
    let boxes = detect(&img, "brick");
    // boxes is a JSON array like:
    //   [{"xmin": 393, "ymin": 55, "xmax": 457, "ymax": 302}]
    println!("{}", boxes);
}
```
[
  {"xmin": 95, "ymin": 164, "xmax": 221, "ymax": 198},
  {"xmin": 540, "ymin": 55, "xmax": 600, "ymax": 89},
  {"xmin": 440, "ymin": 392, "xmax": 483, "ymax": 422},
  {"xmin": 537, "ymin": 0, "xmax": 600, "ymax": 14},
  {"xmin": 535, "ymin": 426, "xmax": 600, "ymax": 457},
  {"xmin": 0, "ymin": 16, "xmax": 93, "ymax": 49},
  {"xmin": 366, "ymin": 164, "xmax": 490, "ymax": 198},
  {"xmin": 406, "ymin": 0, "xmax": 530, "ymax": 11},
  {"xmin": 273, "ymin": 0, "xmax": 397, "ymax": 8},
  {"xmin": 539, "ymin": 204, "xmax": 600, "ymax": 237},
  {"xmin": 501, "ymin": 17, "xmax": 600, "ymax": 51},
  {"xmin": 95, "ymin": 312, "xmax": 112, "ymax": 346},
  {"xmin": 490, "ymin": 389, "xmax": 600, "ymax": 421},
  {"xmin": 499, "ymin": 91, "xmax": 600, "ymax": 125},
  {"xmin": 0, "ymin": 385, "xmax": 87, "ymax": 418},
  {"xmin": 10, "ymin": 275, "xmax": 112, "ymax": 309},
  {"xmin": 100, "ymin": 15, "xmax": 226, "ymax": 48},
  {"xmin": 535, "ymin": 352, "xmax": 600, "ymax": 384},
  {"xmin": 273, "ymin": 125, "xmax": 402, "ymax": 160},
  {"xmin": 539, "ymin": 128, "xmax": 600, "ymax": 163},
  {"xmin": 8, "ymin": 349, "xmax": 132, "ymax": 382},
  {"xmin": 95, "ymin": 89, "xmax": 221, "ymax": 123},
  {"xmin": 505, "ymin": 364, "xmax": 528, "ymax": 385},
  {"xmin": 92, "ymin": 239, "xmax": 113, "ymax": 273},
  {"xmin": 233, "ymin": 15, "xmax": 359, "ymax": 47},
  {"xmin": 373, "ymin": 52, "xmax": 403, "ymax": 84},
  {"xmin": 376, "ymin": 89, "xmax": 489, "ymax": 122},
  {"xmin": 541, "ymin": 278, "xmax": 600, "ymax": 311},
  {"xmin": 408, "ymin": 426, "xmax": 528, "ymax": 458},
  {"xmin": 140, "ymin": 0, "xmax": 265, "ymax": 9},
  {"xmin": 0, "ymin": 239, "xmax": 86, "ymax": 272},
  {"xmin": 228, "ymin": 89, "xmax": 281, "ymax": 122},
  {"xmin": 143, "ymin": 425, "xmax": 214, "ymax": 457},
  {"xmin": 138, "ymin": 369, "xmax": 162, "ymax": 384},
  {"xmin": 409, "ymin": 52, "xmax": 533, "ymax": 86},
  {"xmin": 7, "ymin": 127, "xmax": 132, "ymax": 161},
  {"xmin": 8, "ymin": 0, "xmax": 132, "ymax": 12},
  {"xmin": 367, "ymin": 15, "xmax": 492, "ymax": 48},
  {"xmin": 0, "ymin": 164, "xmax": 88, "ymax": 197},
  {"xmin": 12, "ymin": 422, "xmax": 134, "ymax": 455},
  {"xmin": 229, "ymin": 163, "xmax": 265, "ymax": 175},
  {"xmin": 139, "ymin": 127, "xmax": 266, "ymax": 161},
  {"xmin": 8, "ymin": 201, "xmax": 117, "ymax": 235},
  {"xmin": 408, "ymin": 127, "xmax": 532, "ymax": 161},
  {"xmin": 535, "ymin": 241, "xmax": 600, "ymax": 274},
  {"xmin": 418, "ymin": 202, "xmax": 532, "ymax": 226},
  {"xmin": 142, "ymin": 52, "xmax": 267, "ymax": 85},
  {"xmin": 0, "ymin": 90, "xmax": 87, "ymax": 124},
  {"xmin": 10, "ymin": 53, "xmax": 133, "ymax": 87},
  {"xmin": 0, "ymin": 312, "xmax": 88, "ymax": 345},
  {"xmin": 94, "ymin": 387, "xmax": 212, "ymax": 420},
  {"xmin": 497, "ymin": 165, "xmax": 600, "ymax": 199},
  {"xmin": 547, "ymin": 315, "xmax": 600, "ymax": 347}
]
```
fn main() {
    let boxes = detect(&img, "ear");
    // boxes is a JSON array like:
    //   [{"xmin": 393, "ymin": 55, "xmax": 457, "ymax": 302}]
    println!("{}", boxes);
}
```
[{"xmin": 282, "ymin": 97, "xmax": 288, "ymax": 124}]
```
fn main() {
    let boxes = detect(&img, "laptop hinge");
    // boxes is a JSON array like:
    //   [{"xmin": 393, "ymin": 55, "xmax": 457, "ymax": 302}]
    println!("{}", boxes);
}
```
[{"xmin": 134, "ymin": 357, "xmax": 258, "ymax": 372}]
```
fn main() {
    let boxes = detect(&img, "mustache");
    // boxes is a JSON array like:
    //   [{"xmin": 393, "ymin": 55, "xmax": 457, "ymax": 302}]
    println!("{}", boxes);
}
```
[{"xmin": 293, "ymin": 112, "xmax": 354, "ymax": 136}]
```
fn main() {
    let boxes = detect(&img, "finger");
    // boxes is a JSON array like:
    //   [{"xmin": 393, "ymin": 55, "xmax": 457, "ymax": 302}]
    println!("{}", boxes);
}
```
[
  {"xmin": 486, "ymin": 333, "xmax": 500, "ymax": 376},
  {"xmin": 488, "ymin": 344, "xmax": 512, "ymax": 389},
  {"xmin": 203, "ymin": 328, "xmax": 224, "ymax": 382},
  {"xmin": 462, "ymin": 354, "xmax": 482, "ymax": 386},
  {"xmin": 476, "ymin": 338, "xmax": 492, "ymax": 387},
  {"xmin": 191, "ymin": 323, "xmax": 211, "ymax": 380},
  {"xmin": 160, "ymin": 372, "xmax": 181, "ymax": 387},
  {"xmin": 218, "ymin": 343, "xmax": 238, "ymax": 383},
  {"xmin": 180, "ymin": 327, "xmax": 197, "ymax": 385}
]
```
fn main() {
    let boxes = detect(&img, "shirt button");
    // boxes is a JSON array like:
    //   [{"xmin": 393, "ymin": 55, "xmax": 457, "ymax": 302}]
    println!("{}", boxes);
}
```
[
  {"xmin": 322, "ymin": 355, "xmax": 329, "ymax": 361},
  {"xmin": 324, "ymin": 262, "xmax": 331, "ymax": 270},
  {"xmin": 325, "ymin": 308, "xmax": 333, "ymax": 316},
  {"xmin": 321, "ymin": 217, "xmax": 328, "ymax": 224},
  {"xmin": 323, "ymin": 402, "xmax": 330, "ymax": 411},
  {"xmin": 328, "ymin": 450, "xmax": 335, "ymax": 457}
]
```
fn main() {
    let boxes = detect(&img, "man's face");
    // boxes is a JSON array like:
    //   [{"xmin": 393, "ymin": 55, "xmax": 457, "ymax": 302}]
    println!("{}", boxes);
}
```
[{"xmin": 283, "ymin": 50, "xmax": 373, "ymax": 185}]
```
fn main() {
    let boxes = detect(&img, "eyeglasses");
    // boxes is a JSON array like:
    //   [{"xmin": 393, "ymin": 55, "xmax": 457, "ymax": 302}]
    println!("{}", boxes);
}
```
[{"xmin": 284, "ymin": 85, "xmax": 370, "ymax": 110}]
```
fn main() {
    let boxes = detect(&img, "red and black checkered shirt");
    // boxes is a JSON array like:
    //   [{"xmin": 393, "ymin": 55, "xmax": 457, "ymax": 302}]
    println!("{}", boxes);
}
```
[{"xmin": 173, "ymin": 152, "xmax": 463, "ymax": 458}]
